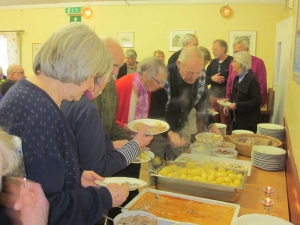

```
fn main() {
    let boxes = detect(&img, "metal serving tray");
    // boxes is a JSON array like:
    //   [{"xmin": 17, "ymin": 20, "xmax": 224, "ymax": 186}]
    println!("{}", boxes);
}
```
[
  {"xmin": 150, "ymin": 161, "xmax": 247, "ymax": 202},
  {"xmin": 123, "ymin": 188, "xmax": 240, "ymax": 225},
  {"xmin": 175, "ymin": 153, "xmax": 252, "ymax": 176}
]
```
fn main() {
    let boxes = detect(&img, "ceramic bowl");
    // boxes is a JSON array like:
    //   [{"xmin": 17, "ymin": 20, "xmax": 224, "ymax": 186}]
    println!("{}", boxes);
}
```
[
  {"xmin": 211, "ymin": 148, "xmax": 238, "ymax": 159},
  {"xmin": 190, "ymin": 142, "xmax": 211, "ymax": 156},
  {"xmin": 114, "ymin": 211, "xmax": 159, "ymax": 225}
]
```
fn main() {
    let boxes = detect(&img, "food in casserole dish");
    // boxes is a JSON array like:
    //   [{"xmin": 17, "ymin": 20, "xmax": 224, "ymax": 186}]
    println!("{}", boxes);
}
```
[{"xmin": 129, "ymin": 192, "xmax": 235, "ymax": 225}]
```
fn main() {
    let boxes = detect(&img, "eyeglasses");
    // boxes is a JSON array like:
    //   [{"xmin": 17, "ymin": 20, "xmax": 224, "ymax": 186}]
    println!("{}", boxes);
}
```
[
  {"xmin": 13, "ymin": 71, "xmax": 25, "ymax": 75},
  {"xmin": 151, "ymin": 76, "xmax": 164, "ymax": 86},
  {"xmin": 231, "ymin": 60, "xmax": 238, "ymax": 63}
]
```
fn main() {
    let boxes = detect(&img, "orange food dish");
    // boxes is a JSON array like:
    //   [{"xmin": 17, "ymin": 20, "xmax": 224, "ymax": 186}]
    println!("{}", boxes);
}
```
[
  {"xmin": 133, "ymin": 122, "xmax": 166, "ymax": 133},
  {"xmin": 129, "ymin": 192, "xmax": 235, "ymax": 225}
]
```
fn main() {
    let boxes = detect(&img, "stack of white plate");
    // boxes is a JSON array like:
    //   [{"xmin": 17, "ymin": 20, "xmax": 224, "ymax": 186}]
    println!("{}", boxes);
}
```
[
  {"xmin": 215, "ymin": 123, "xmax": 227, "ymax": 137},
  {"xmin": 251, "ymin": 146, "xmax": 286, "ymax": 171},
  {"xmin": 257, "ymin": 123, "xmax": 285, "ymax": 142}
]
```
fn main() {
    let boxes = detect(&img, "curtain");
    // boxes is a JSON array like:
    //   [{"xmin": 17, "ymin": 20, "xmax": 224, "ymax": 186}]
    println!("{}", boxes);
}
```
[{"xmin": 3, "ymin": 32, "xmax": 20, "ymax": 65}]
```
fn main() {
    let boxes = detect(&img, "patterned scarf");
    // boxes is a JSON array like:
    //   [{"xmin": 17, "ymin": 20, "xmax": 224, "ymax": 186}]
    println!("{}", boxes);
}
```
[{"xmin": 133, "ymin": 73, "xmax": 149, "ymax": 119}]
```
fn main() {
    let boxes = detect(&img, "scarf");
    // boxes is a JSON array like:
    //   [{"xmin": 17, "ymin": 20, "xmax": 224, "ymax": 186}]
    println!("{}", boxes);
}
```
[{"xmin": 133, "ymin": 72, "xmax": 149, "ymax": 119}]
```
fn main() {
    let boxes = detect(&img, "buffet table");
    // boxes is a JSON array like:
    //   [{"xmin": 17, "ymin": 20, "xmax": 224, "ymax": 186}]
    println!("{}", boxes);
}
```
[
  {"xmin": 181, "ymin": 147, "xmax": 289, "ymax": 221},
  {"xmin": 235, "ymin": 154, "xmax": 289, "ymax": 220}
]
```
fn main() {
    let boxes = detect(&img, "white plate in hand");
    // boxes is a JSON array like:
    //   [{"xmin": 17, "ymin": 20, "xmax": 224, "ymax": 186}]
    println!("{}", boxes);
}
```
[
  {"xmin": 132, "ymin": 151, "xmax": 154, "ymax": 163},
  {"xmin": 94, "ymin": 177, "xmax": 147, "ymax": 191},
  {"xmin": 127, "ymin": 119, "xmax": 170, "ymax": 135},
  {"xmin": 217, "ymin": 99, "xmax": 231, "ymax": 107}
]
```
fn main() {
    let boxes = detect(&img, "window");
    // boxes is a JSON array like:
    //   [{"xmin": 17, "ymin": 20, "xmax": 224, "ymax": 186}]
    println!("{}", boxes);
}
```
[{"xmin": 0, "ymin": 35, "xmax": 8, "ymax": 76}]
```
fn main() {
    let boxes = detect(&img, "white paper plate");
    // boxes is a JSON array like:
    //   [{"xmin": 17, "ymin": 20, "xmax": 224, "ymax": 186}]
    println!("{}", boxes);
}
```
[
  {"xmin": 128, "ymin": 119, "xmax": 170, "ymax": 135},
  {"xmin": 217, "ymin": 99, "xmax": 232, "ymax": 107},
  {"xmin": 232, "ymin": 214, "xmax": 293, "ymax": 225},
  {"xmin": 132, "ymin": 151, "xmax": 154, "ymax": 163},
  {"xmin": 94, "ymin": 177, "xmax": 147, "ymax": 191}
]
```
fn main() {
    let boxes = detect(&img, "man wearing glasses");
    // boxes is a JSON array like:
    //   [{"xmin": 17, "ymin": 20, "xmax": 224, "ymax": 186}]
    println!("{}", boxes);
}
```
[
  {"xmin": 149, "ymin": 46, "xmax": 220, "ymax": 166},
  {"xmin": 1, "ymin": 64, "xmax": 26, "ymax": 96}
]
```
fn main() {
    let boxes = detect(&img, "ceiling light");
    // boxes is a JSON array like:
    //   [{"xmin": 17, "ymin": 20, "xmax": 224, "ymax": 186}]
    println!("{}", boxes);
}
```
[
  {"xmin": 82, "ymin": 7, "xmax": 93, "ymax": 18},
  {"xmin": 220, "ymin": 4, "xmax": 232, "ymax": 18}
]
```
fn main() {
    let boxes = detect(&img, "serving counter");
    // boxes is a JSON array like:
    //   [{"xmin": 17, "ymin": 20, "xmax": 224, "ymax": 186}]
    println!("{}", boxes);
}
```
[
  {"xmin": 235, "ymin": 154, "xmax": 289, "ymax": 220},
  {"xmin": 142, "ymin": 147, "xmax": 289, "ymax": 222}
]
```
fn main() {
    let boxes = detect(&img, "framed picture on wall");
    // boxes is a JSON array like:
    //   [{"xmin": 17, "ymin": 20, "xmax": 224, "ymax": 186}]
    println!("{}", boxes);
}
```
[
  {"xmin": 229, "ymin": 31, "xmax": 257, "ymax": 56},
  {"xmin": 117, "ymin": 32, "xmax": 134, "ymax": 48},
  {"xmin": 32, "ymin": 43, "xmax": 42, "ymax": 60},
  {"xmin": 169, "ymin": 30, "xmax": 195, "ymax": 51},
  {"xmin": 292, "ymin": 0, "xmax": 300, "ymax": 85}
]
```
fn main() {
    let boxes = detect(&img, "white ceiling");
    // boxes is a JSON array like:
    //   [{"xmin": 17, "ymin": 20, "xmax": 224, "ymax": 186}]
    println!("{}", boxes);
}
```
[{"xmin": 0, "ymin": 0, "xmax": 284, "ymax": 10}]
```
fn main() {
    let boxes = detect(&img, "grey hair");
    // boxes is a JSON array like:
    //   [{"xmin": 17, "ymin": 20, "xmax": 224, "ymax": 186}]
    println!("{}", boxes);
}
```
[
  {"xmin": 125, "ymin": 49, "xmax": 137, "ymax": 60},
  {"xmin": 137, "ymin": 57, "xmax": 167, "ymax": 80},
  {"xmin": 213, "ymin": 39, "xmax": 228, "ymax": 54},
  {"xmin": 182, "ymin": 34, "xmax": 197, "ymax": 46},
  {"xmin": 0, "ymin": 128, "xmax": 20, "ymax": 191},
  {"xmin": 7, "ymin": 64, "xmax": 23, "ymax": 77},
  {"xmin": 233, "ymin": 39, "xmax": 249, "ymax": 50},
  {"xmin": 33, "ymin": 23, "xmax": 112, "ymax": 85},
  {"xmin": 234, "ymin": 51, "xmax": 251, "ymax": 71},
  {"xmin": 178, "ymin": 46, "xmax": 204, "ymax": 65},
  {"xmin": 198, "ymin": 46, "xmax": 212, "ymax": 62}
]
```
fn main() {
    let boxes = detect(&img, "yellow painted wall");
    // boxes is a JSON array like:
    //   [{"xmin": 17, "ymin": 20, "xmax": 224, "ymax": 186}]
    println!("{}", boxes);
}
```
[
  {"xmin": 1, "ymin": 4, "xmax": 284, "ymax": 89},
  {"xmin": 0, "ymin": 3, "xmax": 300, "ymax": 176},
  {"xmin": 2, "ymin": 3, "xmax": 299, "ymax": 176},
  {"xmin": 285, "ymin": 0, "xmax": 300, "ymax": 180}
]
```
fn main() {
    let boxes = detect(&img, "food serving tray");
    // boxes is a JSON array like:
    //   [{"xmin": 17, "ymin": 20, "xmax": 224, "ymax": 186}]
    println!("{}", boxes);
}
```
[
  {"xmin": 175, "ymin": 153, "xmax": 252, "ymax": 176},
  {"xmin": 150, "ymin": 161, "xmax": 248, "ymax": 202},
  {"xmin": 123, "ymin": 188, "xmax": 240, "ymax": 225}
]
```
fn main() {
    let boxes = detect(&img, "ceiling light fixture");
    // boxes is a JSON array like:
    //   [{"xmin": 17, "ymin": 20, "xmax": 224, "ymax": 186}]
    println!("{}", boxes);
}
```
[
  {"xmin": 220, "ymin": 4, "xmax": 232, "ymax": 18},
  {"xmin": 82, "ymin": 7, "xmax": 93, "ymax": 18}
]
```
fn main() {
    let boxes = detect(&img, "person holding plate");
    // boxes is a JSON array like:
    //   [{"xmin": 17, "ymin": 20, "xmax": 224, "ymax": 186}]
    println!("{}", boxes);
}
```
[
  {"xmin": 223, "ymin": 51, "xmax": 261, "ymax": 133},
  {"xmin": 111, "ymin": 57, "xmax": 167, "ymax": 224},
  {"xmin": 0, "ymin": 23, "xmax": 130, "ymax": 225},
  {"xmin": 149, "ymin": 46, "xmax": 220, "ymax": 164},
  {"xmin": 61, "ymin": 38, "xmax": 153, "ymax": 225}
]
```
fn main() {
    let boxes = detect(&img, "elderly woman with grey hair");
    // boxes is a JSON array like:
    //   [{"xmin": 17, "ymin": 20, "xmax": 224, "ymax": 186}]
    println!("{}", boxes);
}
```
[
  {"xmin": 117, "ymin": 49, "xmax": 138, "ymax": 79},
  {"xmin": 108, "ymin": 57, "xmax": 167, "ymax": 223},
  {"xmin": 0, "ymin": 23, "xmax": 131, "ymax": 225},
  {"xmin": 224, "ymin": 51, "xmax": 261, "ymax": 133}
]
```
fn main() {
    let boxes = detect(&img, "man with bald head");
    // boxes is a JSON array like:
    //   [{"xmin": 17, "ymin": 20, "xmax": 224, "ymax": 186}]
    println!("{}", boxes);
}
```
[
  {"xmin": 167, "ymin": 33, "xmax": 199, "ymax": 65},
  {"xmin": 93, "ymin": 38, "xmax": 135, "ymax": 225},
  {"xmin": 93, "ymin": 38, "xmax": 131, "ymax": 147},
  {"xmin": 1, "ymin": 64, "xmax": 26, "ymax": 96},
  {"xmin": 149, "ymin": 46, "xmax": 220, "ymax": 163}
]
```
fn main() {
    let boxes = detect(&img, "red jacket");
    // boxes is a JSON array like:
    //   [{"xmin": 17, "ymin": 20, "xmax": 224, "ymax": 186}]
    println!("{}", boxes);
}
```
[{"xmin": 115, "ymin": 74, "xmax": 151, "ymax": 128}]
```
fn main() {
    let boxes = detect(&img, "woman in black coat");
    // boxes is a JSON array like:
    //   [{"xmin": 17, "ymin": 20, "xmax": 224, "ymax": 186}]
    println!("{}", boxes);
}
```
[{"xmin": 224, "ymin": 51, "xmax": 261, "ymax": 133}]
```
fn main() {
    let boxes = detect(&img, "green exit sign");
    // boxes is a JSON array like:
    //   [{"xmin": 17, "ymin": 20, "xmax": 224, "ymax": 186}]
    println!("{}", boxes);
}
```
[{"xmin": 65, "ymin": 7, "xmax": 82, "ymax": 14}]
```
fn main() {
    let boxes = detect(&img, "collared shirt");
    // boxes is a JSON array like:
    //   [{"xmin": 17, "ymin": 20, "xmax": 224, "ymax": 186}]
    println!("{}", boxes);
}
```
[{"xmin": 237, "ymin": 70, "xmax": 248, "ymax": 83}]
